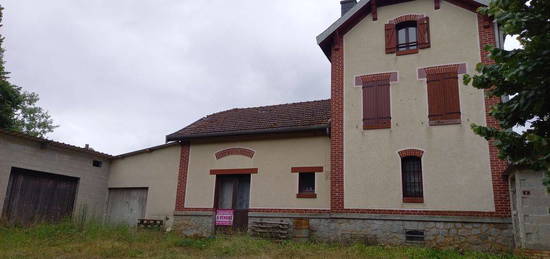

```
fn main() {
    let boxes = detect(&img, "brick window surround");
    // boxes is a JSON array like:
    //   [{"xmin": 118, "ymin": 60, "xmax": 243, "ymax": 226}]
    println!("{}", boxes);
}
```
[
  {"xmin": 399, "ymin": 149, "xmax": 424, "ymax": 203},
  {"xmin": 385, "ymin": 14, "xmax": 430, "ymax": 56},
  {"xmin": 356, "ymin": 72, "xmax": 398, "ymax": 130},
  {"xmin": 398, "ymin": 149, "xmax": 424, "ymax": 158},
  {"xmin": 293, "ymin": 167, "xmax": 323, "ymax": 199},
  {"xmin": 209, "ymin": 168, "xmax": 258, "ymax": 175},
  {"xmin": 418, "ymin": 63, "xmax": 467, "ymax": 126}
]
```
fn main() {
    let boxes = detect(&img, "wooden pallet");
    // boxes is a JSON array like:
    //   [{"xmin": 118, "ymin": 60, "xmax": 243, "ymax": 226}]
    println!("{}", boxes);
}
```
[{"xmin": 250, "ymin": 221, "xmax": 291, "ymax": 240}]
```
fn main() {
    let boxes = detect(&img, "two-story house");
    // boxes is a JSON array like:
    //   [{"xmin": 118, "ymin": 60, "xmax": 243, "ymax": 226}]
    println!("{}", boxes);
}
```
[{"xmin": 110, "ymin": 0, "xmax": 514, "ymax": 251}]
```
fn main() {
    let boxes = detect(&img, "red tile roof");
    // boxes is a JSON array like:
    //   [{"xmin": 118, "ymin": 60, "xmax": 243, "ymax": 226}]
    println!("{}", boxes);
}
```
[{"xmin": 166, "ymin": 99, "xmax": 331, "ymax": 141}]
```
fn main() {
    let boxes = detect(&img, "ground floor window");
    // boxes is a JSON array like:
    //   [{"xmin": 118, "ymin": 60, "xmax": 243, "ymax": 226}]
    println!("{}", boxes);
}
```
[
  {"xmin": 297, "ymin": 173, "xmax": 316, "ymax": 198},
  {"xmin": 401, "ymin": 156, "xmax": 424, "ymax": 203}
]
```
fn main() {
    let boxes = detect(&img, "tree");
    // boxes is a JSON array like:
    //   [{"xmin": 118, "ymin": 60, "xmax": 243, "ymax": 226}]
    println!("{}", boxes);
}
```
[
  {"xmin": 463, "ymin": 0, "xmax": 550, "ymax": 189},
  {"xmin": 0, "ymin": 5, "xmax": 57, "ymax": 137}
]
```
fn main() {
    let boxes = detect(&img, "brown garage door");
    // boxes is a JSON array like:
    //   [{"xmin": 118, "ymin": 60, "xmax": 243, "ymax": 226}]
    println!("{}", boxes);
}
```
[{"xmin": 2, "ymin": 167, "xmax": 79, "ymax": 225}]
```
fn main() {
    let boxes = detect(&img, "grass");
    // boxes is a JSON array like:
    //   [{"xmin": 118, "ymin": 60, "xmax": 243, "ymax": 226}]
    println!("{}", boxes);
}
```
[{"xmin": 0, "ymin": 221, "xmax": 523, "ymax": 259}]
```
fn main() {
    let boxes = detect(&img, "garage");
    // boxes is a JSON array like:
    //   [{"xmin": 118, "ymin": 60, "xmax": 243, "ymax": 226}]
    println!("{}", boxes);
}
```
[
  {"xmin": 0, "ymin": 130, "xmax": 111, "ymax": 223},
  {"xmin": 2, "ymin": 167, "xmax": 79, "ymax": 225},
  {"xmin": 106, "ymin": 188, "xmax": 148, "ymax": 225}
]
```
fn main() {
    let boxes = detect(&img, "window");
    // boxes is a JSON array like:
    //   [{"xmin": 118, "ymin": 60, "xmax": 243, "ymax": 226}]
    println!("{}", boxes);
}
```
[
  {"xmin": 362, "ymin": 79, "xmax": 391, "ymax": 130},
  {"xmin": 426, "ymin": 71, "xmax": 461, "ymax": 125},
  {"xmin": 385, "ymin": 15, "xmax": 430, "ymax": 55},
  {"xmin": 397, "ymin": 21, "xmax": 417, "ymax": 52},
  {"xmin": 401, "ymin": 156, "xmax": 423, "ymax": 203},
  {"xmin": 298, "ymin": 173, "xmax": 316, "ymax": 198},
  {"xmin": 92, "ymin": 160, "xmax": 102, "ymax": 167}
]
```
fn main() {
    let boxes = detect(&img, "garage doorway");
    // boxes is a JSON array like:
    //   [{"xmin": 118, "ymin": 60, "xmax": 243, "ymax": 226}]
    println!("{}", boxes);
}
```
[
  {"xmin": 2, "ymin": 167, "xmax": 79, "ymax": 225},
  {"xmin": 106, "ymin": 188, "xmax": 148, "ymax": 225}
]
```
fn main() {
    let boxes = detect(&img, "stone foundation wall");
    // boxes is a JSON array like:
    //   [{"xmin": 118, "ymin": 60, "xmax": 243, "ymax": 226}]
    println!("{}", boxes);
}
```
[
  {"xmin": 173, "ymin": 211, "xmax": 213, "ymax": 237},
  {"xmin": 173, "ymin": 212, "xmax": 513, "ymax": 252}
]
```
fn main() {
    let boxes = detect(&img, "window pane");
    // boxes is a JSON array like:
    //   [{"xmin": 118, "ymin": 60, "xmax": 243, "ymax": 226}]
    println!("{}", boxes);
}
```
[
  {"xmin": 299, "ymin": 173, "xmax": 315, "ymax": 193},
  {"xmin": 235, "ymin": 179, "xmax": 250, "ymax": 209},
  {"xmin": 398, "ymin": 28, "xmax": 407, "ymax": 44},
  {"xmin": 409, "ymin": 27, "xmax": 417, "ymax": 42},
  {"xmin": 401, "ymin": 157, "xmax": 423, "ymax": 197},
  {"xmin": 218, "ymin": 179, "xmax": 234, "ymax": 209}
]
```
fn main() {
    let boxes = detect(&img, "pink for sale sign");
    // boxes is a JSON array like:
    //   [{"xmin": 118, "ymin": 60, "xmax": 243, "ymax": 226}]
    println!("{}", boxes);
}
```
[{"xmin": 215, "ymin": 209, "xmax": 234, "ymax": 226}]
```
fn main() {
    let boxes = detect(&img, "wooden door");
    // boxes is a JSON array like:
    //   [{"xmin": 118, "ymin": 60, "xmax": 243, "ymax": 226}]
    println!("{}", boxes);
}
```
[
  {"xmin": 106, "ymin": 188, "xmax": 148, "ymax": 225},
  {"xmin": 2, "ymin": 167, "xmax": 79, "ymax": 225},
  {"xmin": 215, "ymin": 174, "xmax": 250, "ymax": 233}
]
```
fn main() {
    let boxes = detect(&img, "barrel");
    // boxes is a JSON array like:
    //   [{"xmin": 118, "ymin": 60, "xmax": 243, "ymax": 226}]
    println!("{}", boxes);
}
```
[{"xmin": 293, "ymin": 218, "xmax": 310, "ymax": 242}]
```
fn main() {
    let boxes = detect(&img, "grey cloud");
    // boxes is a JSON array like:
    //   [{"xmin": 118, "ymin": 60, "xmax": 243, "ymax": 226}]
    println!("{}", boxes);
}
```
[{"xmin": 2, "ymin": 0, "xmax": 339, "ymax": 154}]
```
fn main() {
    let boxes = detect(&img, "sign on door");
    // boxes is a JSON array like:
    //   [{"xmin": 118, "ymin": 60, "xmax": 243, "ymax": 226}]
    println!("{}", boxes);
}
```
[{"xmin": 215, "ymin": 209, "xmax": 234, "ymax": 226}]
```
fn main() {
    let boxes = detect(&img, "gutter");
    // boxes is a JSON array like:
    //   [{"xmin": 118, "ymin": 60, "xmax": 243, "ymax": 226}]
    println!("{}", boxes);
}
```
[{"xmin": 165, "ymin": 124, "xmax": 329, "ymax": 142}]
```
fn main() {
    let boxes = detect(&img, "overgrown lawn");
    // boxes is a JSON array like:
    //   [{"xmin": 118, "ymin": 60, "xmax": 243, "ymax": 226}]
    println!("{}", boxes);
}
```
[{"xmin": 0, "ymin": 221, "xmax": 522, "ymax": 258}]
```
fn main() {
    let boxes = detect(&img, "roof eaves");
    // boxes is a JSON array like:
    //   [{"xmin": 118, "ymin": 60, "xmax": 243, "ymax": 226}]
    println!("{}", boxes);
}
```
[
  {"xmin": 316, "ymin": 0, "xmax": 370, "ymax": 46},
  {"xmin": 166, "ymin": 124, "xmax": 329, "ymax": 142},
  {"xmin": 316, "ymin": 0, "xmax": 489, "ymax": 56},
  {"xmin": 0, "ymin": 129, "xmax": 112, "ymax": 159}
]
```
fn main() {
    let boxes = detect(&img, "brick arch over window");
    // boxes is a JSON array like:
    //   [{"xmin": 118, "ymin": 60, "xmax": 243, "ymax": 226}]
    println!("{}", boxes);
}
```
[
  {"xmin": 389, "ymin": 14, "xmax": 426, "ymax": 24},
  {"xmin": 398, "ymin": 149, "xmax": 424, "ymax": 158},
  {"xmin": 385, "ymin": 14, "xmax": 430, "ymax": 54},
  {"xmin": 215, "ymin": 148, "xmax": 255, "ymax": 160}
]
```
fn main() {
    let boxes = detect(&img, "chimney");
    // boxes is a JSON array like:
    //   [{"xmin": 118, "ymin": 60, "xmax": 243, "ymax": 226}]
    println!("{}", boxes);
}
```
[{"xmin": 340, "ymin": 0, "xmax": 357, "ymax": 16}]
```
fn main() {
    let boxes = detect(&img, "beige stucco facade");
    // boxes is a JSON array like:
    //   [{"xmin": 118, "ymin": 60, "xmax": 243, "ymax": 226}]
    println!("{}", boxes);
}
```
[
  {"xmin": 109, "ymin": 144, "xmax": 181, "ymax": 225},
  {"xmin": 185, "ymin": 136, "xmax": 330, "ymax": 209},
  {"xmin": 342, "ymin": 0, "xmax": 494, "ymax": 210}
]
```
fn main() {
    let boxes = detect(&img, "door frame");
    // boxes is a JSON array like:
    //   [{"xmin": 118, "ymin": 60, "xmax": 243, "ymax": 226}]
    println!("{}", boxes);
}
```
[{"xmin": 212, "ymin": 172, "xmax": 253, "ymax": 233}]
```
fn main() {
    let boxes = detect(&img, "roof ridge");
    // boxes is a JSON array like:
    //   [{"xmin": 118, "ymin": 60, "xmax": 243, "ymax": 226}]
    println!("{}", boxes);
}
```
[{"xmin": 206, "ymin": 99, "xmax": 330, "ymax": 117}]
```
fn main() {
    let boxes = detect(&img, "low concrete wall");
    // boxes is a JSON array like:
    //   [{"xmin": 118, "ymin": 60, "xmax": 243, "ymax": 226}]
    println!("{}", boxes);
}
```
[{"xmin": 174, "ymin": 213, "xmax": 513, "ymax": 252}]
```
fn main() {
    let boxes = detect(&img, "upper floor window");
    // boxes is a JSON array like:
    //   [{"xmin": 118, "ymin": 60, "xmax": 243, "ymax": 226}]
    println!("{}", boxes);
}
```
[
  {"xmin": 397, "ymin": 21, "xmax": 417, "ymax": 52},
  {"xmin": 356, "ymin": 72, "xmax": 398, "ymax": 130},
  {"xmin": 385, "ymin": 15, "xmax": 430, "ymax": 55},
  {"xmin": 418, "ymin": 63, "xmax": 467, "ymax": 126}
]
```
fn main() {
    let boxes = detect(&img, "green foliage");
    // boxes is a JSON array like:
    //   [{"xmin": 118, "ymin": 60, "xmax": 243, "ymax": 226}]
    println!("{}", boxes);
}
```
[
  {"xmin": 0, "ymin": 5, "xmax": 57, "ymax": 137},
  {"xmin": 463, "ymin": 0, "xmax": 550, "ymax": 189}
]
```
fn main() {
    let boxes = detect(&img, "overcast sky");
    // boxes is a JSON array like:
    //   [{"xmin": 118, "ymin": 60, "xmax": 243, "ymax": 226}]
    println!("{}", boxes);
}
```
[{"xmin": 1, "ymin": 1, "xmax": 520, "ymax": 155}]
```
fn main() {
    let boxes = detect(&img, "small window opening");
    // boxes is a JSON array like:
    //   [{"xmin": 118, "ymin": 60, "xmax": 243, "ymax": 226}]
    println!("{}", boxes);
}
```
[
  {"xmin": 396, "ymin": 21, "xmax": 417, "ymax": 51},
  {"xmin": 405, "ymin": 230, "xmax": 425, "ymax": 242},
  {"xmin": 298, "ymin": 173, "xmax": 315, "ymax": 193},
  {"xmin": 402, "ymin": 156, "xmax": 423, "ymax": 199},
  {"xmin": 92, "ymin": 160, "xmax": 103, "ymax": 168}
]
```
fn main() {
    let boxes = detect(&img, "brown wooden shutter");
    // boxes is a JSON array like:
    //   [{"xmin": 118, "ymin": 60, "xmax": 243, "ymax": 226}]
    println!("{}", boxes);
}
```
[
  {"xmin": 427, "ymin": 73, "xmax": 446, "ymax": 122},
  {"xmin": 427, "ymin": 71, "xmax": 461, "ymax": 124},
  {"xmin": 385, "ymin": 23, "xmax": 397, "ymax": 54},
  {"xmin": 417, "ymin": 17, "xmax": 430, "ymax": 49},
  {"xmin": 442, "ymin": 72, "xmax": 461, "ymax": 120},
  {"xmin": 363, "ymin": 80, "xmax": 391, "ymax": 129}
]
